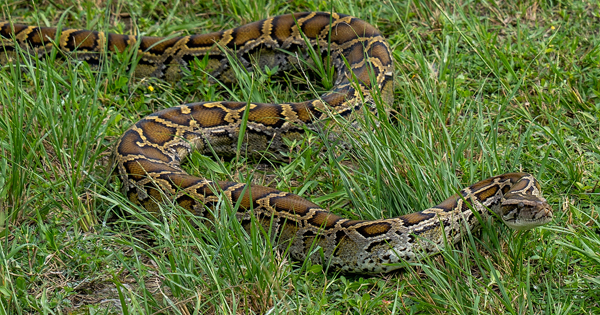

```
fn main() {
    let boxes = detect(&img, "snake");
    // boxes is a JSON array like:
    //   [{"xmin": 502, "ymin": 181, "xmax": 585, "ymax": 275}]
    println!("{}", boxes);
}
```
[{"xmin": 0, "ymin": 12, "xmax": 553, "ymax": 274}]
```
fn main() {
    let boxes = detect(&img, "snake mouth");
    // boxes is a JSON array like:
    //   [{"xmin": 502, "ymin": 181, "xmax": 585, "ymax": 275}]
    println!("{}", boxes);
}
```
[{"xmin": 503, "ymin": 206, "xmax": 553, "ymax": 231}]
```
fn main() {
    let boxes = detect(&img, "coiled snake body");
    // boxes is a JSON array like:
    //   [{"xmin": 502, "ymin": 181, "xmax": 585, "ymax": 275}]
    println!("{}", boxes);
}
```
[{"xmin": 1, "ymin": 12, "xmax": 553, "ymax": 273}]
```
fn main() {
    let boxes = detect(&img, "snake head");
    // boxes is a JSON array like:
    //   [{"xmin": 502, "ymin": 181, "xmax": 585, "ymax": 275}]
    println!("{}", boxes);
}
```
[{"xmin": 500, "ymin": 193, "xmax": 553, "ymax": 231}]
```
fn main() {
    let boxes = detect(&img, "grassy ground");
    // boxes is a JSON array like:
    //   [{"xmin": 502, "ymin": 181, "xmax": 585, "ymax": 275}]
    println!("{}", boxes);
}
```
[{"xmin": 1, "ymin": 0, "xmax": 599, "ymax": 314}]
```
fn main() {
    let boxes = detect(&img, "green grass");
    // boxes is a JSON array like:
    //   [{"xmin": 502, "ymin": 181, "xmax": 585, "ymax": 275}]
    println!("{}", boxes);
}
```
[{"xmin": 1, "ymin": 0, "xmax": 599, "ymax": 314}]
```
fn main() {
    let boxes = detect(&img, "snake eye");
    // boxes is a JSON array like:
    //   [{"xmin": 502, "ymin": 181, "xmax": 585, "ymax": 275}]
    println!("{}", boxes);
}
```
[{"xmin": 518, "ymin": 202, "xmax": 524, "ymax": 208}]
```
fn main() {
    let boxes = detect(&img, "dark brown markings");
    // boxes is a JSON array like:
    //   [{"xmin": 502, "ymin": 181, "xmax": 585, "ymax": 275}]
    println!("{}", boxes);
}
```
[
  {"xmin": 186, "ymin": 31, "xmax": 222, "ymax": 49},
  {"xmin": 0, "ymin": 23, "xmax": 12, "ymax": 37},
  {"xmin": 231, "ymin": 20, "xmax": 264, "ymax": 46},
  {"xmin": 328, "ymin": 21, "xmax": 363, "ymax": 45},
  {"xmin": 229, "ymin": 183, "xmax": 277, "ymax": 210},
  {"xmin": 138, "ymin": 119, "xmax": 177, "ymax": 146},
  {"xmin": 108, "ymin": 33, "xmax": 131, "ymax": 52},
  {"xmin": 117, "ymin": 129, "xmax": 145, "ymax": 157},
  {"xmin": 139, "ymin": 36, "xmax": 182, "ymax": 56},
  {"xmin": 195, "ymin": 181, "xmax": 220, "ymax": 198},
  {"xmin": 158, "ymin": 173, "xmax": 203, "ymax": 190},
  {"xmin": 1, "ymin": 24, "xmax": 28, "ymax": 38},
  {"xmin": 228, "ymin": 182, "xmax": 254, "ymax": 209},
  {"xmin": 322, "ymin": 86, "xmax": 353, "ymax": 107},
  {"xmin": 66, "ymin": 30, "xmax": 99, "ymax": 51},
  {"xmin": 510, "ymin": 177, "xmax": 530, "ymax": 192},
  {"xmin": 469, "ymin": 177, "xmax": 495, "ymax": 191},
  {"xmin": 498, "ymin": 172, "xmax": 525, "ymax": 183},
  {"xmin": 269, "ymin": 194, "xmax": 316, "ymax": 217},
  {"xmin": 342, "ymin": 41, "xmax": 365, "ymax": 65},
  {"xmin": 348, "ymin": 18, "xmax": 380, "ymax": 38},
  {"xmin": 189, "ymin": 103, "xmax": 229, "ymax": 127},
  {"xmin": 23, "ymin": 27, "xmax": 48, "ymax": 46},
  {"xmin": 270, "ymin": 15, "xmax": 294, "ymax": 44},
  {"xmin": 300, "ymin": 13, "xmax": 332, "ymax": 39},
  {"xmin": 247, "ymin": 102, "xmax": 286, "ymax": 127},
  {"xmin": 474, "ymin": 184, "xmax": 498, "ymax": 201},
  {"xmin": 134, "ymin": 145, "xmax": 172, "ymax": 163},
  {"xmin": 340, "ymin": 219, "xmax": 365, "ymax": 228},
  {"xmin": 306, "ymin": 211, "xmax": 342, "ymax": 230},
  {"xmin": 398, "ymin": 212, "xmax": 435, "ymax": 227},
  {"xmin": 123, "ymin": 159, "xmax": 179, "ymax": 180},
  {"xmin": 216, "ymin": 180, "xmax": 241, "ymax": 192},
  {"xmin": 435, "ymin": 195, "xmax": 460, "ymax": 212},
  {"xmin": 289, "ymin": 102, "xmax": 316, "ymax": 123},
  {"xmin": 349, "ymin": 64, "xmax": 373, "ymax": 87},
  {"xmin": 367, "ymin": 41, "xmax": 392, "ymax": 66},
  {"xmin": 356, "ymin": 222, "xmax": 392, "ymax": 237}
]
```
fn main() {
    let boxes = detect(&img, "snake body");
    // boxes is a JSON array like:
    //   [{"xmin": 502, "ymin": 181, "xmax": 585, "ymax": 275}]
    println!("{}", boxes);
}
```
[{"xmin": 1, "ymin": 12, "xmax": 552, "ymax": 273}]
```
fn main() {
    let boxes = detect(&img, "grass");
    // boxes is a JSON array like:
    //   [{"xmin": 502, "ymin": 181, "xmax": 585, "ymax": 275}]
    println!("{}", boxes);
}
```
[{"xmin": 1, "ymin": 0, "xmax": 599, "ymax": 314}]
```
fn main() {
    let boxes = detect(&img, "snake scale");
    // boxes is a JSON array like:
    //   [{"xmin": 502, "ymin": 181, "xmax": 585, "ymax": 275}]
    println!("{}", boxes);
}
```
[{"xmin": 1, "ymin": 12, "xmax": 553, "ymax": 273}]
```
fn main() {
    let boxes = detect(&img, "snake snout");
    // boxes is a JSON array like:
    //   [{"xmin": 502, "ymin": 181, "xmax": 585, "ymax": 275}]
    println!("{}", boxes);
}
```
[{"xmin": 534, "ymin": 201, "xmax": 553, "ymax": 221}]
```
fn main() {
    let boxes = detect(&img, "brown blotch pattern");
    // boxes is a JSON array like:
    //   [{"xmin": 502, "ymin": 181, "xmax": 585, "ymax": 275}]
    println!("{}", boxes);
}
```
[
  {"xmin": 399, "ymin": 212, "xmax": 435, "ymax": 226},
  {"xmin": 1, "ymin": 13, "xmax": 553, "ymax": 274},
  {"xmin": 138, "ymin": 120, "xmax": 177, "ymax": 146},
  {"xmin": 356, "ymin": 222, "xmax": 392, "ymax": 237}
]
